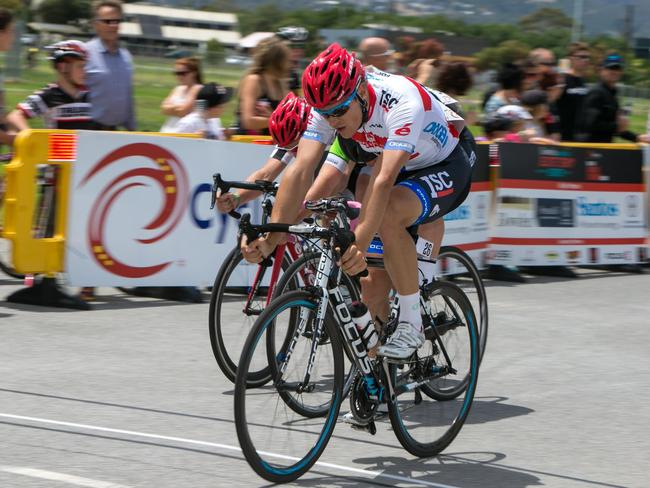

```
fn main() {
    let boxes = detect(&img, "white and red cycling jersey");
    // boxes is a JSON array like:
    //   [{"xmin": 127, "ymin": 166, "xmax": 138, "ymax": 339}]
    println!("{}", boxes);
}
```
[{"xmin": 302, "ymin": 69, "xmax": 465, "ymax": 172}]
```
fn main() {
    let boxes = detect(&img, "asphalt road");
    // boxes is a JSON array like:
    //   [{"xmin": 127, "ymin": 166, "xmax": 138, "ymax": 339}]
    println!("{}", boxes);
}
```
[{"xmin": 0, "ymin": 267, "xmax": 648, "ymax": 488}]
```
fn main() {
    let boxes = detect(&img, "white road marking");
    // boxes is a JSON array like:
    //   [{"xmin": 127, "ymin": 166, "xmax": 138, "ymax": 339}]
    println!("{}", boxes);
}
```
[
  {"xmin": 0, "ymin": 412, "xmax": 461, "ymax": 488},
  {"xmin": 0, "ymin": 466, "xmax": 131, "ymax": 488}
]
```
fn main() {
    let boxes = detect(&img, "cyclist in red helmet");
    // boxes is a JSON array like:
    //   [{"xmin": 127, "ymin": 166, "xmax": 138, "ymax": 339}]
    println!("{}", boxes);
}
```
[
  {"xmin": 8, "ymin": 40, "xmax": 93, "ymax": 130},
  {"xmin": 243, "ymin": 43, "xmax": 475, "ymax": 359},
  {"xmin": 216, "ymin": 92, "xmax": 309, "ymax": 213}
]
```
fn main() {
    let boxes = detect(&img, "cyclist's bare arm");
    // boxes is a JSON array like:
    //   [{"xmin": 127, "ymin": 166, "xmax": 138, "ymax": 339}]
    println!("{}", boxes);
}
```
[
  {"xmin": 301, "ymin": 160, "xmax": 354, "ymax": 219},
  {"xmin": 216, "ymin": 156, "xmax": 285, "ymax": 213},
  {"xmin": 241, "ymin": 137, "xmax": 325, "ymax": 261}
]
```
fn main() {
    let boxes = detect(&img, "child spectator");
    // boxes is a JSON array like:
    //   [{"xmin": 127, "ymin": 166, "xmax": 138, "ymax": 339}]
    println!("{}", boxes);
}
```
[
  {"xmin": 496, "ymin": 103, "xmax": 557, "ymax": 145},
  {"xmin": 174, "ymin": 82, "xmax": 232, "ymax": 139},
  {"xmin": 8, "ymin": 40, "xmax": 92, "ymax": 130},
  {"xmin": 7, "ymin": 40, "xmax": 95, "ymax": 303}
]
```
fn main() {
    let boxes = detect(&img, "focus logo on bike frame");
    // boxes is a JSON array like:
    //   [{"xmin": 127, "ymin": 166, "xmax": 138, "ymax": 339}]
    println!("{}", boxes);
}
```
[{"xmin": 329, "ymin": 287, "xmax": 373, "ymax": 375}]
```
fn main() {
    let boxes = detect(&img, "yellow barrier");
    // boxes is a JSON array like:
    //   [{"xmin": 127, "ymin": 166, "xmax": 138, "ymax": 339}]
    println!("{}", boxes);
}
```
[
  {"xmin": 3, "ymin": 129, "xmax": 72, "ymax": 275},
  {"xmin": 2, "ymin": 129, "xmax": 199, "ymax": 276}
]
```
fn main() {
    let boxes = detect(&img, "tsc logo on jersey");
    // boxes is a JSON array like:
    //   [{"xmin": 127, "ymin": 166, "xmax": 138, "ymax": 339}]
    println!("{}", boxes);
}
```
[
  {"xmin": 419, "ymin": 171, "xmax": 454, "ymax": 197},
  {"xmin": 379, "ymin": 90, "xmax": 399, "ymax": 112},
  {"xmin": 423, "ymin": 121, "xmax": 449, "ymax": 147},
  {"xmin": 394, "ymin": 123, "xmax": 411, "ymax": 136}
]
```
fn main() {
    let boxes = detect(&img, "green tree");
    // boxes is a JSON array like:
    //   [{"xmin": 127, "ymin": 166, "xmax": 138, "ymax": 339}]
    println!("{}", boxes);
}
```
[
  {"xmin": 37, "ymin": 0, "xmax": 90, "ymax": 24},
  {"xmin": 205, "ymin": 38, "xmax": 225, "ymax": 66},
  {"xmin": 518, "ymin": 7, "xmax": 572, "ymax": 33},
  {"xmin": 0, "ymin": 0, "xmax": 22, "ymax": 11},
  {"xmin": 474, "ymin": 40, "xmax": 530, "ymax": 71}
]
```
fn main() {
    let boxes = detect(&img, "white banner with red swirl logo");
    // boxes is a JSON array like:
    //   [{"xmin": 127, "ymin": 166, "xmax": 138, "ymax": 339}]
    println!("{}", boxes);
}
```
[{"xmin": 66, "ymin": 131, "xmax": 271, "ymax": 286}]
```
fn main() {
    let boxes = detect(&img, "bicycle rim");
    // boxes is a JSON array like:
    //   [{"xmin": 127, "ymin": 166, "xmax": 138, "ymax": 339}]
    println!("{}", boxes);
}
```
[
  {"xmin": 435, "ymin": 246, "xmax": 488, "ymax": 363},
  {"xmin": 209, "ymin": 247, "xmax": 290, "ymax": 386},
  {"xmin": 235, "ymin": 290, "xmax": 343, "ymax": 483},
  {"xmin": 388, "ymin": 283, "xmax": 479, "ymax": 457}
]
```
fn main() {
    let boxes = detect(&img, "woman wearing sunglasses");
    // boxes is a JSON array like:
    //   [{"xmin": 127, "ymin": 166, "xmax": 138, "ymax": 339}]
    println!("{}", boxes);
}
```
[
  {"xmin": 160, "ymin": 57, "xmax": 203, "ymax": 133},
  {"xmin": 242, "ymin": 43, "xmax": 475, "ymax": 360}
]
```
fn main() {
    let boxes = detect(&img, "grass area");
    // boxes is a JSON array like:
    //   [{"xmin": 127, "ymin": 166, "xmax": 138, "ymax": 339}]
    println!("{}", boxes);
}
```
[
  {"xmin": 2, "ymin": 55, "xmax": 246, "ymax": 132},
  {"xmin": 2, "ymin": 54, "xmax": 649, "ymax": 136}
]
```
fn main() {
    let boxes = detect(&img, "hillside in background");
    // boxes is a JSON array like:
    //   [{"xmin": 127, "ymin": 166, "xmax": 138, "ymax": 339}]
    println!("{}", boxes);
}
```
[{"xmin": 158, "ymin": 0, "xmax": 650, "ymax": 38}]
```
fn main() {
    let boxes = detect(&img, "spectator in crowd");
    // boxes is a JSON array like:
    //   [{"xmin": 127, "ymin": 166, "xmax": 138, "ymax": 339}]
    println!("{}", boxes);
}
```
[
  {"xmin": 357, "ymin": 37, "xmax": 394, "ymax": 72},
  {"xmin": 6, "ymin": 41, "xmax": 95, "ymax": 302},
  {"xmin": 480, "ymin": 113, "xmax": 513, "ymax": 141},
  {"xmin": 536, "ymin": 73, "xmax": 563, "ymax": 140},
  {"xmin": 85, "ymin": 0, "xmax": 135, "ymax": 131},
  {"xmin": 8, "ymin": 41, "xmax": 93, "ymax": 131},
  {"xmin": 436, "ymin": 61, "xmax": 476, "ymax": 124},
  {"xmin": 519, "ymin": 89, "xmax": 556, "ymax": 141},
  {"xmin": 556, "ymin": 42, "xmax": 591, "ymax": 141},
  {"xmin": 0, "ymin": 8, "xmax": 15, "ymax": 148},
  {"xmin": 276, "ymin": 26, "xmax": 309, "ymax": 95},
  {"xmin": 484, "ymin": 62, "xmax": 524, "ymax": 114},
  {"xmin": 173, "ymin": 82, "xmax": 232, "ymax": 140},
  {"xmin": 577, "ymin": 53, "xmax": 647, "ymax": 143},
  {"xmin": 234, "ymin": 37, "xmax": 291, "ymax": 135},
  {"xmin": 160, "ymin": 57, "xmax": 203, "ymax": 133},
  {"xmin": 529, "ymin": 48, "xmax": 556, "ymax": 76},
  {"xmin": 496, "ymin": 104, "xmax": 556, "ymax": 144},
  {"xmin": 521, "ymin": 58, "xmax": 542, "ymax": 91}
]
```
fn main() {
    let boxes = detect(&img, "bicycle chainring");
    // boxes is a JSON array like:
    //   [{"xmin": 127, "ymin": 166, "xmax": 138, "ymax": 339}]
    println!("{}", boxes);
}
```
[{"xmin": 349, "ymin": 374, "xmax": 378, "ymax": 425}]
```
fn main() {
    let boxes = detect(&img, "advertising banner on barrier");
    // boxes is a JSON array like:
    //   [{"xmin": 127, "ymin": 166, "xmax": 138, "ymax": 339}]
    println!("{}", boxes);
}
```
[
  {"xmin": 491, "ymin": 143, "xmax": 648, "ymax": 266},
  {"xmin": 66, "ymin": 132, "xmax": 271, "ymax": 286},
  {"xmin": 65, "ymin": 132, "xmax": 492, "ymax": 286},
  {"xmin": 439, "ymin": 142, "xmax": 491, "ymax": 272}
]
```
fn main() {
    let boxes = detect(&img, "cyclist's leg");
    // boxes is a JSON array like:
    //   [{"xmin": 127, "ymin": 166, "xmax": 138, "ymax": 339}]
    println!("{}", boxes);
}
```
[
  {"xmin": 360, "ymin": 269, "xmax": 392, "ymax": 322},
  {"xmin": 378, "ymin": 144, "xmax": 473, "ymax": 359},
  {"xmin": 417, "ymin": 219, "xmax": 444, "ymax": 260}
]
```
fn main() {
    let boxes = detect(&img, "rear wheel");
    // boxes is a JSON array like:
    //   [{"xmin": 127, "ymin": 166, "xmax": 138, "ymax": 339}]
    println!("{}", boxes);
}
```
[
  {"xmin": 208, "ymin": 246, "xmax": 291, "ymax": 387},
  {"xmin": 388, "ymin": 282, "xmax": 479, "ymax": 457}
]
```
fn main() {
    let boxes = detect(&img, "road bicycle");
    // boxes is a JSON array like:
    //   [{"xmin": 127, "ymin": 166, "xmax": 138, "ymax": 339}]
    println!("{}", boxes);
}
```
[
  {"xmin": 207, "ymin": 174, "xmax": 360, "ymax": 387},
  {"xmin": 233, "ymin": 197, "xmax": 479, "ymax": 483},
  {"xmin": 275, "ymin": 218, "xmax": 488, "ymax": 364}
]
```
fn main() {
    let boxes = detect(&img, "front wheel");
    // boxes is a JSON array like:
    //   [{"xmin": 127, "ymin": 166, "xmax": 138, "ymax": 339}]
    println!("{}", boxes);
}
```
[
  {"xmin": 388, "ymin": 282, "xmax": 479, "ymax": 458},
  {"xmin": 235, "ymin": 290, "xmax": 344, "ymax": 483}
]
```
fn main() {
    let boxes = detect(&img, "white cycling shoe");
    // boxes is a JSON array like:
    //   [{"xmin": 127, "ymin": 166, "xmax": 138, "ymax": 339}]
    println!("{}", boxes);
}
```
[{"xmin": 377, "ymin": 321, "xmax": 425, "ymax": 360}]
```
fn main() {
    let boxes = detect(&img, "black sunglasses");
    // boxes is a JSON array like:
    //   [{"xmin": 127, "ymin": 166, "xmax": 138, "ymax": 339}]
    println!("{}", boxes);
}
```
[
  {"xmin": 573, "ymin": 54, "xmax": 591, "ymax": 60},
  {"xmin": 96, "ymin": 18, "xmax": 122, "ymax": 25},
  {"xmin": 174, "ymin": 70, "xmax": 190, "ymax": 76}
]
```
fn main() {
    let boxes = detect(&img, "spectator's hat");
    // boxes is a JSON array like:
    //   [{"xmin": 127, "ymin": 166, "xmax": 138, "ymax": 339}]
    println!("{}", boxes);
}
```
[
  {"xmin": 496, "ymin": 104, "xmax": 533, "ymax": 121},
  {"xmin": 198, "ymin": 82, "xmax": 233, "ymax": 108},
  {"xmin": 520, "ymin": 89, "xmax": 548, "ymax": 107},
  {"xmin": 602, "ymin": 53, "xmax": 623, "ymax": 69}
]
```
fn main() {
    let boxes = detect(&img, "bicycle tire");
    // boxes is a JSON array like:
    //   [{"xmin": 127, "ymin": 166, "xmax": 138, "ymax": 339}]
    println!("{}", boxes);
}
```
[
  {"xmin": 208, "ymin": 246, "xmax": 292, "ymax": 387},
  {"xmin": 437, "ymin": 245, "xmax": 488, "ymax": 364},
  {"xmin": 235, "ymin": 290, "xmax": 343, "ymax": 483},
  {"xmin": 270, "ymin": 251, "xmax": 358, "ymax": 416},
  {"xmin": 388, "ymin": 282, "xmax": 479, "ymax": 457}
]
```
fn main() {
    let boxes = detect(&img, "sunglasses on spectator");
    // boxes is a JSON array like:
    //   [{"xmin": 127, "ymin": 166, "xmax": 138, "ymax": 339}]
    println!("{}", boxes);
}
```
[
  {"xmin": 174, "ymin": 70, "xmax": 190, "ymax": 76},
  {"xmin": 573, "ymin": 54, "xmax": 591, "ymax": 60},
  {"xmin": 525, "ymin": 72, "xmax": 539, "ymax": 78},
  {"xmin": 369, "ymin": 49, "xmax": 395, "ymax": 57},
  {"xmin": 540, "ymin": 61, "xmax": 556, "ymax": 67},
  {"xmin": 96, "ymin": 18, "xmax": 122, "ymax": 24}
]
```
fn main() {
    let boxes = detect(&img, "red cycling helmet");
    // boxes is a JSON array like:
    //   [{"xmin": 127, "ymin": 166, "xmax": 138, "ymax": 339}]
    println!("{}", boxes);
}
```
[
  {"xmin": 269, "ymin": 92, "xmax": 311, "ymax": 148},
  {"xmin": 302, "ymin": 43, "xmax": 364, "ymax": 110}
]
